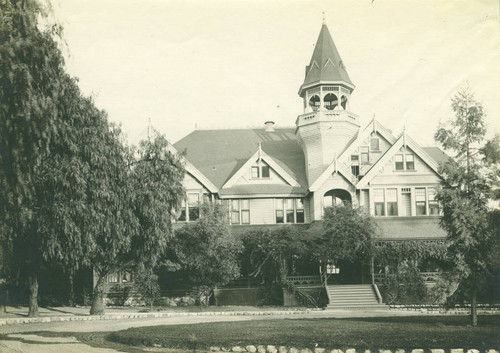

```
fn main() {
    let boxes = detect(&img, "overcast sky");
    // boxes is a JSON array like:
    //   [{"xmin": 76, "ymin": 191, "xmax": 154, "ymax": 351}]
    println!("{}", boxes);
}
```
[{"xmin": 52, "ymin": 0, "xmax": 500, "ymax": 147}]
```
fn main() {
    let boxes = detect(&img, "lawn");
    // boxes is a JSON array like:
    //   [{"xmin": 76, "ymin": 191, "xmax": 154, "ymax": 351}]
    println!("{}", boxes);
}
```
[{"xmin": 108, "ymin": 315, "xmax": 500, "ymax": 351}]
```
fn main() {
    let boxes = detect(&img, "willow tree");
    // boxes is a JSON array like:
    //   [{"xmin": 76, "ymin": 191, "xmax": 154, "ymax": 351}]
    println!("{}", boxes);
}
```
[{"xmin": 435, "ymin": 87, "xmax": 500, "ymax": 326}]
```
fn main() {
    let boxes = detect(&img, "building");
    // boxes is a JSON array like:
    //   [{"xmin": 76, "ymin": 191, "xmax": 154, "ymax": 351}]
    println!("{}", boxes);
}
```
[{"xmin": 102, "ymin": 22, "xmax": 449, "ymax": 307}]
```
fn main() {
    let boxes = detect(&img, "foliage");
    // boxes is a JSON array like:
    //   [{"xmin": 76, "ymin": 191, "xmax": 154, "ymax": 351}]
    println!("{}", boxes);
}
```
[
  {"xmin": 167, "ymin": 203, "xmax": 242, "ymax": 301},
  {"xmin": 241, "ymin": 225, "xmax": 311, "ymax": 305},
  {"xmin": 378, "ymin": 261, "xmax": 428, "ymax": 305},
  {"xmin": 315, "ymin": 205, "xmax": 377, "ymax": 264},
  {"xmin": 434, "ymin": 86, "xmax": 500, "ymax": 325},
  {"xmin": 0, "ymin": 0, "xmax": 85, "ymax": 316},
  {"xmin": 134, "ymin": 268, "xmax": 160, "ymax": 310},
  {"xmin": 375, "ymin": 241, "xmax": 447, "ymax": 268}
]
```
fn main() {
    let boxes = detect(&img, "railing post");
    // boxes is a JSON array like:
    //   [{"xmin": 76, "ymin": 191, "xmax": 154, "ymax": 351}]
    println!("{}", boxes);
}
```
[{"xmin": 370, "ymin": 256, "xmax": 375, "ymax": 285}]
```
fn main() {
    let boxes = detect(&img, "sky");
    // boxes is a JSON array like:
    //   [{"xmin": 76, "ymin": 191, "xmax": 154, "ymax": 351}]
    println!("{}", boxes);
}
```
[{"xmin": 51, "ymin": 0, "xmax": 500, "ymax": 147}]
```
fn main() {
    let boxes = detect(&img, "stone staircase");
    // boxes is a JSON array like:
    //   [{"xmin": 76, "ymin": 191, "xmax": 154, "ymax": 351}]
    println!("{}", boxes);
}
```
[{"xmin": 326, "ymin": 284, "xmax": 389, "ymax": 310}]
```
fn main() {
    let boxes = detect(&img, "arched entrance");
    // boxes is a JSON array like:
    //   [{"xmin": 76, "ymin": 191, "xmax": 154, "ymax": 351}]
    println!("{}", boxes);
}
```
[{"xmin": 323, "ymin": 189, "xmax": 352, "ymax": 208}]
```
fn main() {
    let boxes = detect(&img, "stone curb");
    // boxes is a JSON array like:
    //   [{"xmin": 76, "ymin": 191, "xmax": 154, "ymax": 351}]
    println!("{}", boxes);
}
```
[
  {"xmin": 206, "ymin": 348, "xmax": 498, "ymax": 353},
  {"xmin": 0, "ymin": 309, "xmax": 313, "ymax": 326}
]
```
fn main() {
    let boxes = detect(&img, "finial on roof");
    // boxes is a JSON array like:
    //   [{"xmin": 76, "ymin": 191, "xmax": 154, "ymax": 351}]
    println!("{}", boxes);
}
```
[
  {"xmin": 257, "ymin": 142, "xmax": 262, "ymax": 161},
  {"xmin": 322, "ymin": 11, "xmax": 326, "ymax": 24},
  {"xmin": 147, "ymin": 117, "xmax": 151, "ymax": 140},
  {"xmin": 403, "ymin": 125, "xmax": 407, "ymax": 148}
]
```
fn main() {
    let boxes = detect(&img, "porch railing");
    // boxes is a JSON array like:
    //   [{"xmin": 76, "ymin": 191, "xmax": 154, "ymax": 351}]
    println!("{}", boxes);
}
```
[{"xmin": 284, "ymin": 275, "xmax": 321, "ymax": 286}]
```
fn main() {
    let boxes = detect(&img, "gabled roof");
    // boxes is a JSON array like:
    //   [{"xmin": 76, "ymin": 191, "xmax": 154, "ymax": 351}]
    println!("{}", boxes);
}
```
[
  {"xmin": 309, "ymin": 118, "xmax": 396, "ymax": 192},
  {"xmin": 356, "ymin": 132, "xmax": 442, "ymax": 189},
  {"xmin": 173, "ymin": 128, "xmax": 307, "ymax": 191},
  {"xmin": 223, "ymin": 147, "xmax": 300, "ymax": 189},
  {"xmin": 166, "ymin": 142, "xmax": 218, "ymax": 193},
  {"xmin": 299, "ymin": 24, "xmax": 354, "ymax": 96}
]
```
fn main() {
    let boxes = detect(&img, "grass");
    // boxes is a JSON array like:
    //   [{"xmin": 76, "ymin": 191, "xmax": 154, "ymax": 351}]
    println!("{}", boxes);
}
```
[{"xmin": 108, "ymin": 315, "xmax": 500, "ymax": 351}]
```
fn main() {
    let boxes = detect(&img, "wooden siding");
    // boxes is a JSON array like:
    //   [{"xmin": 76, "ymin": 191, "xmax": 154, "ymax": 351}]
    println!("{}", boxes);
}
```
[{"xmin": 249, "ymin": 198, "xmax": 275, "ymax": 224}]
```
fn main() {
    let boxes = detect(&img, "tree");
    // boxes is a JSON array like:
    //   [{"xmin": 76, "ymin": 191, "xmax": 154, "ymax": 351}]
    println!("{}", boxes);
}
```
[
  {"xmin": 134, "ymin": 268, "xmax": 161, "ymax": 311},
  {"xmin": 168, "ymin": 203, "xmax": 242, "ymax": 305},
  {"xmin": 434, "ymin": 87, "xmax": 500, "ymax": 326},
  {"xmin": 0, "ymin": 0, "xmax": 83, "ymax": 317},
  {"xmin": 315, "ymin": 205, "xmax": 377, "ymax": 267},
  {"xmin": 88, "ymin": 134, "xmax": 184, "ymax": 315}
]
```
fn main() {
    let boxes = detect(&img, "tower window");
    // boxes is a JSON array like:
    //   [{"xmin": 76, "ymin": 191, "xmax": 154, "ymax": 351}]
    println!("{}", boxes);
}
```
[
  {"xmin": 309, "ymin": 95, "xmax": 320, "ymax": 111},
  {"xmin": 341, "ymin": 95, "xmax": 348, "ymax": 110},
  {"xmin": 323, "ymin": 93, "xmax": 338, "ymax": 110}
]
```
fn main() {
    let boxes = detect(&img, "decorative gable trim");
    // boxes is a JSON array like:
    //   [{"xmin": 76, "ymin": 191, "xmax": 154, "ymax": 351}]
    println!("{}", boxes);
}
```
[
  {"xmin": 324, "ymin": 58, "xmax": 335, "ymax": 68},
  {"xmin": 166, "ymin": 144, "xmax": 218, "ymax": 193},
  {"xmin": 309, "ymin": 155, "xmax": 356, "ymax": 192},
  {"xmin": 309, "ymin": 119, "xmax": 394, "ymax": 192},
  {"xmin": 340, "ymin": 118, "xmax": 396, "ymax": 160},
  {"xmin": 356, "ymin": 133, "xmax": 441, "ymax": 189},
  {"xmin": 310, "ymin": 60, "xmax": 320, "ymax": 71},
  {"xmin": 222, "ymin": 148, "xmax": 300, "ymax": 189}
]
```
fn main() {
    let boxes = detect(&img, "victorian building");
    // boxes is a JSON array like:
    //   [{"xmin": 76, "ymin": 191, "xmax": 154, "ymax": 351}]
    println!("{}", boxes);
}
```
[{"xmin": 102, "ymin": 22, "xmax": 448, "ymax": 307}]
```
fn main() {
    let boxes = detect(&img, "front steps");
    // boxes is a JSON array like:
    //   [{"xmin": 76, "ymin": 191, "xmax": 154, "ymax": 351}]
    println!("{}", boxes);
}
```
[{"xmin": 326, "ymin": 284, "xmax": 389, "ymax": 310}]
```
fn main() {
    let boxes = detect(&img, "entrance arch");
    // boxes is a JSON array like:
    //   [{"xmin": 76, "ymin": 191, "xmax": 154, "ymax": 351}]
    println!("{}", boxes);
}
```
[{"xmin": 323, "ymin": 189, "xmax": 352, "ymax": 208}]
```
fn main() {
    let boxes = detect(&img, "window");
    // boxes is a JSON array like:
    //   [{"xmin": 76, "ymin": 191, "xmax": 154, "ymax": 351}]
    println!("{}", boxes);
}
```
[
  {"xmin": 296, "ymin": 199, "xmax": 305, "ymax": 223},
  {"xmin": 275, "ymin": 199, "xmax": 284, "ymax": 223},
  {"xmin": 309, "ymin": 95, "xmax": 320, "ymax": 111},
  {"xmin": 406, "ymin": 154, "xmax": 415, "ymax": 170},
  {"xmin": 415, "ymin": 188, "xmax": 426, "ymax": 215},
  {"xmin": 241, "ymin": 199, "xmax": 250, "ymax": 224},
  {"xmin": 324, "ymin": 93, "xmax": 338, "ymax": 110},
  {"xmin": 395, "ymin": 154, "xmax": 404, "ymax": 170},
  {"xmin": 251, "ymin": 164, "xmax": 270, "ymax": 179},
  {"xmin": 285, "ymin": 199, "xmax": 294, "ymax": 223},
  {"xmin": 428, "ymin": 187, "xmax": 439, "ymax": 215},
  {"xmin": 395, "ymin": 153, "xmax": 415, "ymax": 171},
  {"xmin": 231, "ymin": 200, "xmax": 240, "ymax": 224},
  {"xmin": 360, "ymin": 146, "xmax": 369, "ymax": 164},
  {"xmin": 188, "ymin": 193, "xmax": 200, "ymax": 221},
  {"xmin": 373, "ymin": 188, "xmax": 385, "ymax": 216},
  {"xmin": 386, "ymin": 188, "xmax": 398, "ymax": 216},
  {"xmin": 370, "ymin": 137, "xmax": 380, "ymax": 151},
  {"xmin": 107, "ymin": 273, "xmax": 118, "ymax": 283},
  {"xmin": 178, "ymin": 199, "xmax": 187, "ymax": 221},
  {"xmin": 121, "ymin": 272, "xmax": 132, "ymax": 283},
  {"xmin": 351, "ymin": 155, "xmax": 360, "ymax": 176},
  {"xmin": 262, "ymin": 166, "xmax": 270, "ymax": 178}
]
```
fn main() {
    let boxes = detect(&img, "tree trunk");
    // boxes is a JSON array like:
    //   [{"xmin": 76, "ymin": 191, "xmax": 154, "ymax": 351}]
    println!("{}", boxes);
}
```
[
  {"xmin": 90, "ymin": 275, "xmax": 106, "ymax": 315},
  {"xmin": 471, "ymin": 289, "xmax": 478, "ymax": 327},
  {"xmin": 68, "ymin": 270, "xmax": 75, "ymax": 307},
  {"xmin": 28, "ymin": 274, "xmax": 39, "ymax": 317}
]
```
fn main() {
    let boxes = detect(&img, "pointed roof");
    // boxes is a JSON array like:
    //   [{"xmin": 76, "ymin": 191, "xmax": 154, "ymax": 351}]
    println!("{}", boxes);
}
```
[{"xmin": 299, "ymin": 24, "xmax": 354, "ymax": 95}]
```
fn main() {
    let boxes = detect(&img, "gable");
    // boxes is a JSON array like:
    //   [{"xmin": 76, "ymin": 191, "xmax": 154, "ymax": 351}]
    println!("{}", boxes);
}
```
[
  {"xmin": 370, "ymin": 145, "xmax": 442, "ymax": 185},
  {"xmin": 232, "ymin": 159, "xmax": 289, "ymax": 187}
]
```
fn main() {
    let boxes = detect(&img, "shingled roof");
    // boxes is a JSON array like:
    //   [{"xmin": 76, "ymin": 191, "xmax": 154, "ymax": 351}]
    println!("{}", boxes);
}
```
[
  {"xmin": 299, "ymin": 24, "xmax": 354, "ymax": 95},
  {"xmin": 375, "ymin": 217, "xmax": 447, "ymax": 240},
  {"xmin": 173, "ymin": 128, "xmax": 307, "ymax": 190}
]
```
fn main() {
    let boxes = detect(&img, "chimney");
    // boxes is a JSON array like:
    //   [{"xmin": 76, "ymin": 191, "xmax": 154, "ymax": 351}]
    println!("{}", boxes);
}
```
[{"xmin": 264, "ymin": 121, "xmax": 275, "ymax": 132}]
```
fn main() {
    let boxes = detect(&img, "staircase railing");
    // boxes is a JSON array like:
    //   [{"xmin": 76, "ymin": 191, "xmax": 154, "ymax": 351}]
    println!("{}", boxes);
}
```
[{"xmin": 372, "ymin": 283, "xmax": 383, "ymax": 304}]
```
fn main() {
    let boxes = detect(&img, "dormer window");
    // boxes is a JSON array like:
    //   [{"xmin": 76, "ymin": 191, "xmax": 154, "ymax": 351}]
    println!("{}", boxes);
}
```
[
  {"xmin": 405, "ymin": 154, "xmax": 415, "ymax": 170},
  {"xmin": 395, "ymin": 154, "xmax": 415, "ymax": 171},
  {"xmin": 251, "ymin": 165, "xmax": 270, "ymax": 179}
]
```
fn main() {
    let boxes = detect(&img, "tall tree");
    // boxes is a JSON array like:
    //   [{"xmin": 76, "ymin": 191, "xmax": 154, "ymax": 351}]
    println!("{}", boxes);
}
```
[
  {"xmin": 0, "ymin": 0, "xmax": 76, "ymax": 317},
  {"xmin": 435, "ymin": 87, "xmax": 500, "ymax": 326}
]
